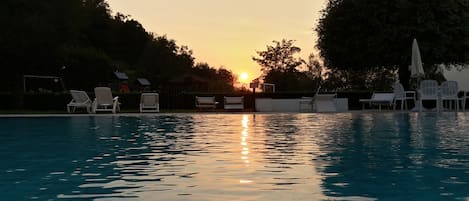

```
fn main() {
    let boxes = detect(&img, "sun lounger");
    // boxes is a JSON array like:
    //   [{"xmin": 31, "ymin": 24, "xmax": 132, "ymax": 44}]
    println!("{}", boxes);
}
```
[
  {"xmin": 92, "ymin": 87, "xmax": 120, "ymax": 113},
  {"xmin": 360, "ymin": 93, "xmax": 395, "ymax": 111},
  {"xmin": 224, "ymin": 96, "xmax": 244, "ymax": 110},
  {"xmin": 67, "ymin": 90, "xmax": 92, "ymax": 113},
  {"xmin": 461, "ymin": 91, "xmax": 469, "ymax": 111},
  {"xmin": 299, "ymin": 97, "xmax": 314, "ymax": 112},
  {"xmin": 140, "ymin": 93, "xmax": 159, "ymax": 112},
  {"xmin": 313, "ymin": 93, "xmax": 337, "ymax": 112},
  {"xmin": 195, "ymin": 96, "xmax": 218, "ymax": 109}
]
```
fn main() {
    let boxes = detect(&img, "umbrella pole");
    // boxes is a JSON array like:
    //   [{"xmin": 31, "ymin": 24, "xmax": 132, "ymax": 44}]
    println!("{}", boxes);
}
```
[{"xmin": 410, "ymin": 77, "xmax": 423, "ymax": 112}]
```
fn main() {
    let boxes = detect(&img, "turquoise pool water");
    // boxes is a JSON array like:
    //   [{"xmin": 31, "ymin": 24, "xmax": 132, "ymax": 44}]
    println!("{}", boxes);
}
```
[{"xmin": 1, "ymin": 113, "xmax": 469, "ymax": 201}]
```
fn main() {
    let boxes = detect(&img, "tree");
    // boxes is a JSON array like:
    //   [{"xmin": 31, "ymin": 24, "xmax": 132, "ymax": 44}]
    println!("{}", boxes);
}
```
[
  {"xmin": 304, "ymin": 53, "xmax": 323, "ymax": 90},
  {"xmin": 104, "ymin": 13, "xmax": 150, "ymax": 66},
  {"xmin": 0, "ymin": 0, "xmax": 234, "ymax": 101},
  {"xmin": 253, "ymin": 39, "xmax": 304, "ymax": 75},
  {"xmin": 0, "ymin": 0, "xmax": 91, "ymax": 95},
  {"xmin": 253, "ymin": 39, "xmax": 315, "ymax": 91},
  {"xmin": 58, "ymin": 46, "xmax": 114, "ymax": 91},
  {"xmin": 316, "ymin": 0, "xmax": 469, "ymax": 89},
  {"xmin": 191, "ymin": 63, "xmax": 236, "ymax": 92},
  {"xmin": 136, "ymin": 35, "xmax": 194, "ymax": 90},
  {"xmin": 322, "ymin": 68, "xmax": 397, "ymax": 91}
]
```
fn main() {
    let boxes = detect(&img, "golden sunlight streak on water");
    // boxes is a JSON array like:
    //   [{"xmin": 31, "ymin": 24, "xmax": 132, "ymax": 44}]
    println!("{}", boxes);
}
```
[
  {"xmin": 240, "ymin": 115, "xmax": 253, "ymax": 184},
  {"xmin": 239, "ymin": 179, "xmax": 254, "ymax": 184},
  {"xmin": 241, "ymin": 115, "xmax": 250, "ymax": 165}
]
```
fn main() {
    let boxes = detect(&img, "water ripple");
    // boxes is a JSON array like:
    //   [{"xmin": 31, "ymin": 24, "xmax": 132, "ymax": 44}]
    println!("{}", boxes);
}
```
[{"xmin": 2, "ymin": 113, "xmax": 469, "ymax": 200}]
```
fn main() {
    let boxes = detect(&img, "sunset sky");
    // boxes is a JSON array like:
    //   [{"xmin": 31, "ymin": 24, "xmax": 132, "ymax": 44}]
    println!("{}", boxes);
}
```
[
  {"xmin": 106, "ymin": 0, "xmax": 468, "ymax": 89},
  {"xmin": 107, "ymin": 0, "xmax": 327, "ymax": 83}
]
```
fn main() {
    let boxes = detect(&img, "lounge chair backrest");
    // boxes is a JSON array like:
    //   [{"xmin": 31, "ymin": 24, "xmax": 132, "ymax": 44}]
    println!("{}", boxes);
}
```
[
  {"xmin": 141, "ymin": 93, "xmax": 159, "ymax": 106},
  {"xmin": 223, "ymin": 96, "xmax": 244, "ymax": 110},
  {"xmin": 70, "ymin": 90, "xmax": 91, "ymax": 103},
  {"xmin": 419, "ymin": 80, "xmax": 439, "ymax": 96},
  {"xmin": 313, "ymin": 93, "xmax": 337, "ymax": 112},
  {"xmin": 372, "ymin": 93, "xmax": 395, "ymax": 101},
  {"xmin": 315, "ymin": 86, "xmax": 322, "ymax": 96},
  {"xmin": 315, "ymin": 93, "xmax": 336, "ymax": 100},
  {"xmin": 225, "ymin": 96, "xmax": 243, "ymax": 104},
  {"xmin": 197, "ymin": 96, "xmax": 215, "ymax": 104},
  {"xmin": 440, "ymin": 81, "xmax": 458, "ymax": 97},
  {"xmin": 94, "ymin": 87, "xmax": 114, "ymax": 105},
  {"xmin": 392, "ymin": 83, "xmax": 406, "ymax": 99}
]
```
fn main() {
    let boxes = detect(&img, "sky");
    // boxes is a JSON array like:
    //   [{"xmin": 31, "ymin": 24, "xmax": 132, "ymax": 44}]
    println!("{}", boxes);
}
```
[
  {"xmin": 107, "ymin": 0, "xmax": 327, "ymax": 83},
  {"xmin": 107, "ymin": 0, "xmax": 468, "ymax": 90}
]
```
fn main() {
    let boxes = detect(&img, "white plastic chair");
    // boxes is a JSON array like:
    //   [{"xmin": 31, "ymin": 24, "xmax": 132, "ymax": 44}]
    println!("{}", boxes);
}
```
[
  {"xmin": 392, "ymin": 82, "xmax": 416, "ymax": 110},
  {"xmin": 140, "ymin": 93, "xmax": 159, "ymax": 113},
  {"xmin": 92, "ymin": 87, "xmax": 120, "ymax": 113},
  {"xmin": 440, "ymin": 81, "xmax": 459, "ymax": 111},
  {"xmin": 418, "ymin": 80, "xmax": 440, "ymax": 112},
  {"xmin": 67, "ymin": 90, "xmax": 92, "ymax": 113}
]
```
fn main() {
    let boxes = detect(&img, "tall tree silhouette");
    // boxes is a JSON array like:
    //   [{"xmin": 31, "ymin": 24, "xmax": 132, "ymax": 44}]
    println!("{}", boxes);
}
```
[{"xmin": 316, "ymin": 0, "xmax": 469, "ymax": 89}]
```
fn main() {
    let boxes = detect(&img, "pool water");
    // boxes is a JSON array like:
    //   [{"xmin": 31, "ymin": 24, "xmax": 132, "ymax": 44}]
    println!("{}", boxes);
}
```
[{"xmin": 1, "ymin": 113, "xmax": 469, "ymax": 201}]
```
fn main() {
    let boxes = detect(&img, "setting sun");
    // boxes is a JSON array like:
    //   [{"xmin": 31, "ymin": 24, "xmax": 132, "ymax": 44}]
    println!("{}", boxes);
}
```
[{"xmin": 239, "ymin": 72, "xmax": 249, "ymax": 83}]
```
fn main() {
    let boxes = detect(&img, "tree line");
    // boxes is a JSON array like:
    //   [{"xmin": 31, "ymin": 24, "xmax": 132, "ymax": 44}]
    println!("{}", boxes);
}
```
[
  {"xmin": 1, "ymin": 0, "xmax": 467, "ymax": 96},
  {"xmin": 0, "ymin": 0, "xmax": 236, "ymax": 94},
  {"xmin": 318, "ymin": 0, "xmax": 468, "ymax": 90},
  {"xmin": 254, "ymin": 0, "xmax": 468, "ymax": 92}
]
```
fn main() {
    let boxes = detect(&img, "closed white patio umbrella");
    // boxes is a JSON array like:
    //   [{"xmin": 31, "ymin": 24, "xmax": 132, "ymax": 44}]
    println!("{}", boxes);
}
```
[
  {"xmin": 409, "ymin": 38, "xmax": 425, "ymax": 78},
  {"xmin": 409, "ymin": 39, "xmax": 425, "ymax": 111}
]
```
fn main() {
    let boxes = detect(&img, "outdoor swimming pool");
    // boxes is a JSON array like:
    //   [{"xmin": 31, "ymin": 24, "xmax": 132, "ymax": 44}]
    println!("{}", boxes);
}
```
[{"xmin": 1, "ymin": 113, "xmax": 469, "ymax": 201}]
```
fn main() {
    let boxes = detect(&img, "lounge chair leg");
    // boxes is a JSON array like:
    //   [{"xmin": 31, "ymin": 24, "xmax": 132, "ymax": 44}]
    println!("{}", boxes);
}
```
[{"xmin": 419, "ymin": 100, "xmax": 422, "ymax": 112}]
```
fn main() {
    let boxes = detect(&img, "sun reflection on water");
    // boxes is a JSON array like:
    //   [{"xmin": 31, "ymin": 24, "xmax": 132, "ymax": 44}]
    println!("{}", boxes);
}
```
[
  {"xmin": 3, "ymin": 113, "xmax": 469, "ymax": 201},
  {"xmin": 241, "ymin": 114, "xmax": 250, "ymax": 165},
  {"xmin": 239, "ymin": 115, "xmax": 253, "ymax": 185}
]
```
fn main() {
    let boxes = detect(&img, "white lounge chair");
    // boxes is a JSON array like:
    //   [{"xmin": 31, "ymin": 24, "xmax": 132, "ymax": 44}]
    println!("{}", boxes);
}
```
[
  {"xmin": 392, "ymin": 82, "xmax": 416, "ymax": 110},
  {"xmin": 418, "ymin": 80, "xmax": 439, "ymax": 112},
  {"xmin": 224, "ymin": 96, "xmax": 244, "ymax": 110},
  {"xmin": 67, "ymin": 90, "xmax": 92, "ymax": 113},
  {"xmin": 92, "ymin": 87, "xmax": 120, "ymax": 113},
  {"xmin": 195, "ymin": 96, "xmax": 218, "ymax": 109},
  {"xmin": 360, "ymin": 93, "xmax": 395, "ymax": 111},
  {"xmin": 313, "ymin": 93, "xmax": 337, "ymax": 112},
  {"xmin": 299, "ymin": 96, "xmax": 314, "ymax": 112},
  {"xmin": 440, "ymin": 80, "xmax": 459, "ymax": 111},
  {"xmin": 311, "ymin": 86, "xmax": 337, "ymax": 112},
  {"xmin": 140, "ymin": 93, "xmax": 159, "ymax": 113}
]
